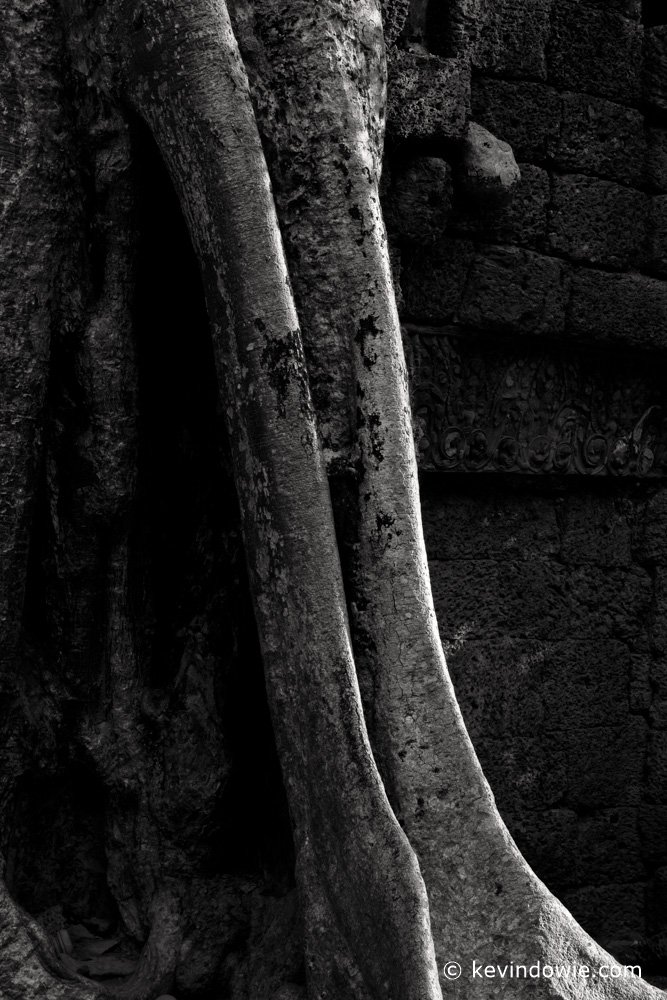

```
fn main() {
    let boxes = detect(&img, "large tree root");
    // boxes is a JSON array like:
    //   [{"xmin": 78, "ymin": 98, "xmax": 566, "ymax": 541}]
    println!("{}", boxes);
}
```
[{"xmin": 228, "ymin": 2, "xmax": 667, "ymax": 997}]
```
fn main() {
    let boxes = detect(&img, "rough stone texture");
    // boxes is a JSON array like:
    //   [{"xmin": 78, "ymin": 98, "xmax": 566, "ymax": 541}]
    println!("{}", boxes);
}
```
[
  {"xmin": 554, "ymin": 94, "xmax": 646, "ymax": 188},
  {"xmin": 581, "ymin": 0, "xmax": 641, "ymax": 15},
  {"xmin": 644, "ymin": 26, "xmax": 667, "ymax": 113},
  {"xmin": 645, "ymin": 196, "xmax": 667, "ymax": 279},
  {"xmin": 451, "ymin": 163, "xmax": 549, "ymax": 248},
  {"xmin": 471, "ymin": 79, "xmax": 561, "ymax": 162},
  {"xmin": 401, "ymin": 238, "xmax": 474, "ymax": 322},
  {"xmin": 567, "ymin": 269, "xmax": 667, "ymax": 350},
  {"xmin": 547, "ymin": 174, "xmax": 649, "ymax": 270},
  {"xmin": 548, "ymin": 2, "xmax": 643, "ymax": 104},
  {"xmin": 386, "ymin": 51, "xmax": 470, "ymax": 140},
  {"xmin": 647, "ymin": 129, "xmax": 667, "ymax": 193},
  {"xmin": 379, "ymin": 0, "xmax": 410, "ymax": 44},
  {"xmin": 387, "ymin": 0, "xmax": 667, "ymax": 969},
  {"xmin": 421, "ymin": 483, "xmax": 665, "ymax": 963},
  {"xmin": 458, "ymin": 246, "xmax": 571, "ymax": 336},
  {"xmin": 472, "ymin": 0, "xmax": 552, "ymax": 80},
  {"xmin": 458, "ymin": 121, "xmax": 521, "ymax": 204},
  {"xmin": 560, "ymin": 885, "xmax": 647, "ymax": 958},
  {"xmin": 382, "ymin": 157, "xmax": 452, "ymax": 243}
]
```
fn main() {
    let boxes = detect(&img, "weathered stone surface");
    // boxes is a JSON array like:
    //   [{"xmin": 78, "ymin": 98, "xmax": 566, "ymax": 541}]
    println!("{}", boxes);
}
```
[
  {"xmin": 508, "ymin": 809, "xmax": 580, "ymax": 890},
  {"xmin": 548, "ymin": 2, "xmax": 643, "ymax": 103},
  {"xmin": 630, "ymin": 654, "xmax": 653, "ymax": 713},
  {"xmin": 407, "ymin": 330, "xmax": 667, "ymax": 478},
  {"xmin": 401, "ymin": 237, "xmax": 474, "ymax": 322},
  {"xmin": 431, "ymin": 559, "xmax": 652, "ymax": 645},
  {"xmin": 637, "ymin": 489, "xmax": 667, "ymax": 565},
  {"xmin": 458, "ymin": 246, "xmax": 571, "ymax": 336},
  {"xmin": 567, "ymin": 269, "xmax": 667, "ymax": 350},
  {"xmin": 379, "ymin": 0, "xmax": 410, "ymax": 44},
  {"xmin": 386, "ymin": 51, "xmax": 470, "ymax": 140},
  {"xmin": 458, "ymin": 121, "xmax": 521, "ymax": 205},
  {"xmin": 561, "ymin": 884, "xmax": 646, "ymax": 950},
  {"xmin": 558, "ymin": 494, "xmax": 635, "ymax": 567},
  {"xmin": 554, "ymin": 94, "xmax": 646, "ymax": 188},
  {"xmin": 640, "ymin": 805, "xmax": 667, "ymax": 866},
  {"xmin": 548, "ymin": 174, "xmax": 648, "ymax": 270},
  {"xmin": 472, "ymin": 0, "xmax": 552, "ymax": 80},
  {"xmin": 647, "ymin": 731, "xmax": 667, "ymax": 804},
  {"xmin": 646, "ymin": 196, "xmax": 667, "ymax": 278},
  {"xmin": 647, "ymin": 129, "xmax": 667, "ymax": 193},
  {"xmin": 471, "ymin": 78, "xmax": 561, "ymax": 161},
  {"xmin": 644, "ymin": 25, "xmax": 667, "ymax": 113},
  {"xmin": 477, "ymin": 733, "xmax": 569, "ymax": 811},
  {"xmin": 580, "ymin": 0, "xmax": 641, "ymax": 15},
  {"xmin": 652, "ymin": 569, "xmax": 667, "ymax": 655},
  {"xmin": 576, "ymin": 810, "xmax": 645, "ymax": 885},
  {"xmin": 382, "ymin": 157, "xmax": 452, "ymax": 243},
  {"xmin": 540, "ymin": 641, "xmax": 629, "ymax": 732},
  {"xmin": 562, "ymin": 720, "xmax": 647, "ymax": 809},
  {"xmin": 421, "ymin": 488, "xmax": 560, "ymax": 561},
  {"xmin": 425, "ymin": 0, "xmax": 483, "ymax": 59}
]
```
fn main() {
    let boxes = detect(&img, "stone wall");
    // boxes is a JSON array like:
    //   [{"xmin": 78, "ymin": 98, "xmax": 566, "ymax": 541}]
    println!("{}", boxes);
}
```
[{"xmin": 384, "ymin": 0, "xmax": 667, "ymax": 973}]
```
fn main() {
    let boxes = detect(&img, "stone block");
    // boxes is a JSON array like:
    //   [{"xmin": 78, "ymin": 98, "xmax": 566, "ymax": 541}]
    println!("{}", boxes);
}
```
[
  {"xmin": 401, "ymin": 237, "xmax": 474, "ymax": 322},
  {"xmin": 554, "ymin": 94, "xmax": 646, "ymax": 188},
  {"xmin": 477, "ymin": 734, "xmax": 570, "ymax": 812},
  {"xmin": 581, "ymin": 0, "xmax": 641, "ymax": 15},
  {"xmin": 431, "ymin": 559, "xmax": 651, "ymax": 645},
  {"xmin": 567, "ymin": 269, "xmax": 667, "ymax": 350},
  {"xmin": 558, "ymin": 494, "xmax": 634, "ymax": 568},
  {"xmin": 649, "ymin": 661, "xmax": 667, "ymax": 731},
  {"xmin": 629, "ymin": 654, "xmax": 652, "ymax": 713},
  {"xmin": 540, "ymin": 640, "xmax": 629, "ymax": 732},
  {"xmin": 548, "ymin": 2, "xmax": 643, "ymax": 104},
  {"xmin": 644, "ymin": 25, "xmax": 667, "ymax": 113},
  {"xmin": 458, "ymin": 246, "xmax": 571, "ymax": 337},
  {"xmin": 638, "ymin": 489, "xmax": 667, "ymax": 565},
  {"xmin": 508, "ymin": 809, "xmax": 580, "ymax": 890},
  {"xmin": 561, "ymin": 884, "xmax": 646, "ymax": 951},
  {"xmin": 647, "ymin": 129, "xmax": 667, "ymax": 193},
  {"xmin": 382, "ymin": 157, "xmax": 452, "ymax": 243},
  {"xmin": 471, "ymin": 78, "xmax": 561, "ymax": 161},
  {"xmin": 576, "ymin": 809, "xmax": 645, "ymax": 885},
  {"xmin": 421, "ymin": 488, "xmax": 560, "ymax": 561},
  {"xmin": 646, "ymin": 195, "xmax": 667, "ymax": 278},
  {"xmin": 562, "ymin": 720, "xmax": 647, "ymax": 809},
  {"xmin": 640, "ymin": 804, "xmax": 667, "ymax": 866},
  {"xmin": 548, "ymin": 174, "xmax": 648, "ymax": 270},
  {"xmin": 386, "ymin": 51, "xmax": 470, "ymax": 140},
  {"xmin": 647, "ymin": 731, "xmax": 667, "ymax": 804},
  {"xmin": 472, "ymin": 0, "xmax": 552, "ymax": 80},
  {"xmin": 447, "ymin": 639, "xmax": 546, "ymax": 739},
  {"xmin": 430, "ymin": 557, "xmax": 565, "ymax": 644},
  {"xmin": 451, "ymin": 164, "xmax": 549, "ymax": 249}
]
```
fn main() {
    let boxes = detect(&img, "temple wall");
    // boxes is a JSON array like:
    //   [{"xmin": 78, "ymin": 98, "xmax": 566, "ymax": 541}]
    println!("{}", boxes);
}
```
[{"xmin": 385, "ymin": 0, "xmax": 667, "ymax": 970}]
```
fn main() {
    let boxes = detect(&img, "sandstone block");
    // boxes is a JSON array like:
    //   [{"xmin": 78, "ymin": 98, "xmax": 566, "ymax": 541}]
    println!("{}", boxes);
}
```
[
  {"xmin": 548, "ymin": 2, "xmax": 643, "ymax": 104},
  {"xmin": 554, "ymin": 94, "xmax": 646, "ymax": 187},
  {"xmin": 458, "ymin": 246, "xmax": 570, "ymax": 337},
  {"xmin": 567, "ymin": 269, "xmax": 667, "ymax": 350},
  {"xmin": 548, "ymin": 174, "xmax": 648, "ymax": 270}
]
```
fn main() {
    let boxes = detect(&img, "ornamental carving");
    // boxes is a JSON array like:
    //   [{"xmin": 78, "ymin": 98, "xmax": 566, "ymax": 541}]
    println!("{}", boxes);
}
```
[{"xmin": 404, "ymin": 326, "xmax": 667, "ymax": 477}]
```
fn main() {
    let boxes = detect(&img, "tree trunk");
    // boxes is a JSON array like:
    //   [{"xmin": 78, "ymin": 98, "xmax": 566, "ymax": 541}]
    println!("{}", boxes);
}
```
[{"xmin": 0, "ymin": 0, "xmax": 665, "ymax": 998}]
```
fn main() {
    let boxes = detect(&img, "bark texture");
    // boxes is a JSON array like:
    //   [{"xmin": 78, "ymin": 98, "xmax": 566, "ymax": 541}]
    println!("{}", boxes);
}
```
[{"xmin": 0, "ymin": 0, "xmax": 665, "ymax": 999}]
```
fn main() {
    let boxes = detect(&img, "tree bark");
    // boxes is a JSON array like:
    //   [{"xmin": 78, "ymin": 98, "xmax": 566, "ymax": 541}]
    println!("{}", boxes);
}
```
[{"xmin": 0, "ymin": 0, "xmax": 665, "ymax": 998}]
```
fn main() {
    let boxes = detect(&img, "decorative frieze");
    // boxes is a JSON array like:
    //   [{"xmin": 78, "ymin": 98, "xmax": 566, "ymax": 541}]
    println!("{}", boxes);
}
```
[{"xmin": 405, "ymin": 326, "xmax": 667, "ymax": 476}]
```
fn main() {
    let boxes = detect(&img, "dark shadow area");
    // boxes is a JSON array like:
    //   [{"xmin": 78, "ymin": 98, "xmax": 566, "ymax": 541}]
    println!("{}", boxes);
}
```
[
  {"xmin": 5, "ymin": 764, "xmax": 118, "ymax": 927},
  {"xmin": 643, "ymin": 0, "xmax": 667, "ymax": 26}
]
